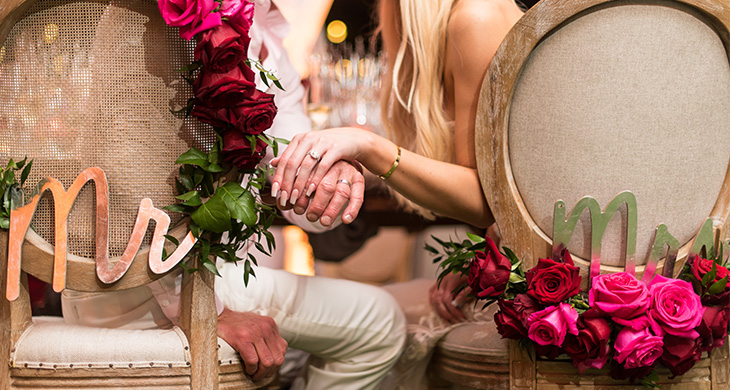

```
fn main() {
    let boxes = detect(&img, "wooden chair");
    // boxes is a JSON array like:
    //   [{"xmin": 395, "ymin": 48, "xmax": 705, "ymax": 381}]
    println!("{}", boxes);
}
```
[
  {"xmin": 432, "ymin": 0, "xmax": 730, "ymax": 388},
  {"xmin": 0, "ymin": 1, "xmax": 269, "ymax": 389}
]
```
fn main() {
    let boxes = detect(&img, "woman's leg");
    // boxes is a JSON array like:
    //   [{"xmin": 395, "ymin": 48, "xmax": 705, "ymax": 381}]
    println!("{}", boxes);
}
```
[{"xmin": 215, "ymin": 264, "xmax": 406, "ymax": 390}]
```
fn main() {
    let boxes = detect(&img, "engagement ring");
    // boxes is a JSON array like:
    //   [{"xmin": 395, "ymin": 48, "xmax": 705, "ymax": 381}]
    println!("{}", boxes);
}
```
[{"xmin": 308, "ymin": 150, "xmax": 321, "ymax": 160}]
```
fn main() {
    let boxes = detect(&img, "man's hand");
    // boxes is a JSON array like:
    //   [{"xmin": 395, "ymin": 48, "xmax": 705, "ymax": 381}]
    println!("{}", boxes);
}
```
[{"xmin": 217, "ymin": 309, "xmax": 288, "ymax": 381}]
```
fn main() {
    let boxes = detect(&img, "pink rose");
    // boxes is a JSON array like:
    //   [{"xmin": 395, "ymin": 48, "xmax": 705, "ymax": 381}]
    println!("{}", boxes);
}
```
[
  {"xmin": 660, "ymin": 334, "xmax": 703, "ymax": 378},
  {"xmin": 589, "ymin": 272, "xmax": 650, "ymax": 322},
  {"xmin": 220, "ymin": 0, "xmax": 255, "ymax": 31},
  {"xmin": 494, "ymin": 294, "xmax": 539, "ymax": 339},
  {"xmin": 221, "ymin": 130, "xmax": 267, "ymax": 171},
  {"xmin": 158, "ymin": 0, "xmax": 223, "ymax": 40},
  {"xmin": 194, "ymin": 64, "xmax": 257, "ymax": 108},
  {"xmin": 229, "ymin": 90, "xmax": 278, "ymax": 135},
  {"xmin": 562, "ymin": 310, "xmax": 611, "ymax": 372},
  {"xmin": 613, "ymin": 324, "xmax": 663, "ymax": 369},
  {"xmin": 195, "ymin": 22, "xmax": 251, "ymax": 73},
  {"xmin": 527, "ymin": 303, "xmax": 578, "ymax": 346},
  {"xmin": 697, "ymin": 305, "xmax": 730, "ymax": 351},
  {"xmin": 648, "ymin": 275, "xmax": 704, "ymax": 338}
]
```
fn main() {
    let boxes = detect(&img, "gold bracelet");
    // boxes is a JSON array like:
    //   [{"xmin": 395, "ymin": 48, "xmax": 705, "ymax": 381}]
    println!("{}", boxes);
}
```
[{"xmin": 378, "ymin": 146, "xmax": 401, "ymax": 180}]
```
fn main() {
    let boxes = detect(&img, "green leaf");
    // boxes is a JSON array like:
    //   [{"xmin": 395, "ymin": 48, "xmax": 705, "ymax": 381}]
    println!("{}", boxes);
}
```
[
  {"xmin": 176, "ymin": 148, "xmax": 209, "ymax": 167},
  {"xmin": 164, "ymin": 234, "xmax": 180, "ymax": 246},
  {"xmin": 20, "ymin": 159, "xmax": 32, "ymax": 185},
  {"xmin": 6, "ymin": 158, "xmax": 16, "ymax": 170},
  {"xmin": 201, "ymin": 240, "xmax": 211, "ymax": 263},
  {"xmin": 191, "ymin": 194, "xmax": 232, "ymax": 234},
  {"xmin": 205, "ymin": 163, "xmax": 224, "ymax": 173},
  {"xmin": 202, "ymin": 259, "xmax": 221, "ymax": 277},
  {"xmin": 509, "ymin": 273, "xmax": 525, "ymax": 284},
  {"xmin": 179, "ymin": 174, "xmax": 194, "ymax": 191},
  {"xmin": 260, "ymin": 71, "xmax": 269, "ymax": 87},
  {"xmin": 503, "ymin": 247, "xmax": 520, "ymax": 264},
  {"xmin": 702, "ymin": 263, "xmax": 717, "ymax": 286},
  {"xmin": 15, "ymin": 157, "xmax": 26, "ymax": 169},
  {"xmin": 218, "ymin": 182, "xmax": 257, "ymax": 225},
  {"xmin": 465, "ymin": 232, "xmax": 485, "ymax": 243},
  {"xmin": 708, "ymin": 276, "xmax": 728, "ymax": 295},
  {"xmin": 8, "ymin": 184, "xmax": 22, "ymax": 210},
  {"xmin": 243, "ymin": 260, "xmax": 252, "ymax": 286},
  {"xmin": 0, "ymin": 216, "xmax": 9, "ymax": 229},
  {"xmin": 176, "ymin": 190, "xmax": 202, "ymax": 207},
  {"xmin": 511, "ymin": 261, "xmax": 522, "ymax": 271},
  {"xmin": 163, "ymin": 204, "xmax": 189, "ymax": 214},
  {"xmin": 190, "ymin": 222, "xmax": 200, "ymax": 238},
  {"xmin": 272, "ymin": 79, "xmax": 284, "ymax": 91},
  {"xmin": 691, "ymin": 278, "xmax": 702, "ymax": 295}
]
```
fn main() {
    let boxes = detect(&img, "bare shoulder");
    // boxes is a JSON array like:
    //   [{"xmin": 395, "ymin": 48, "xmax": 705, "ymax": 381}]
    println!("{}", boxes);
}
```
[{"xmin": 447, "ymin": 0, "xmax": 522, "ymax": 46}]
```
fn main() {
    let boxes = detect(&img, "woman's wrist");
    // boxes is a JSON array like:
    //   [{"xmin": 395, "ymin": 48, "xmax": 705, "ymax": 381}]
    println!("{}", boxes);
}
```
[{"xmin": 358, "ymin": 131, "xmax": 400, "ymax": 178}]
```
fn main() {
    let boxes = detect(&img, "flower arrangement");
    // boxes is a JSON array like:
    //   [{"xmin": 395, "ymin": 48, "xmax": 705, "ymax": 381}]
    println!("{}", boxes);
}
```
[
  {"xmin": 157, "ymin": 0, "xmax": 286, "ymax": 283},
  {"xmin": 0, "ymin": 157, "xmax": 33, "ymax": 230},
  {"xmin": 431, "ymin": 232, "xmax": 730, "ymax": 386}
]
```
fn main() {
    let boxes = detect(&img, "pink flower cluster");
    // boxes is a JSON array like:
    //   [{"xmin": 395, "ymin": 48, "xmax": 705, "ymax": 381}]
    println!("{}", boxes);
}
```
[
  {"xmin": 158, "ymin": 0, "xmax": 277, "ymax": 171},
  {"xmin": 486, "ymin": 249, "xmax": 730, "ymax": 382}
]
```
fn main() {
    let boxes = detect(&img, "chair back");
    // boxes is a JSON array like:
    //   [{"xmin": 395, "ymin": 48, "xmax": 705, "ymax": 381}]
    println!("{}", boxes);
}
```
[{"xmin": 476, "ymin": 0, "xmax": 730, "ymax": 388}]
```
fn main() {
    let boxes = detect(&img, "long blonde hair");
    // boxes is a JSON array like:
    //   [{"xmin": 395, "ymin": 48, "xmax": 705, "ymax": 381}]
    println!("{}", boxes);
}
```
[{"xmin": 378, "ymin": 0, "xmax": 455, "ymax": 218}]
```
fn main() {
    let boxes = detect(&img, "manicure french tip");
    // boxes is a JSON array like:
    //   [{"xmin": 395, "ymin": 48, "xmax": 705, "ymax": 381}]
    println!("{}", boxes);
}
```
[
  {"xmin": 271, "ymin": 182, "xmax": 280, "ymax": 198},
  {"xmin": 279, "ymin": 192, "xmax": 288, "ymax": 207},
  {"xmin": 290, "ymin": 190, "xmax": 299, "ymax": 205},
  {"xmin": 306, "ymin": 184, "xmax": 316, "ymax": 197}
]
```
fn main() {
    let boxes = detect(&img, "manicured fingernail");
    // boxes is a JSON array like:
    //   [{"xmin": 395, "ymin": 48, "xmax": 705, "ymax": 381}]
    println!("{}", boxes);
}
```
[
  {"xmin": 279, "ymin": 191, "xmax": 288, "ymax": 207},
  {"xmin": 307, "ymin": 213, "xmax": 318, "ymax": 222},
  {"xmin": 294, "ymin": 206, "xmax": 306, "ymax": 214},
  {"xmin": 306, "ymin": 183, "xmax": 316, "ymax": 197},
  {"xmin": 290, "ymin": 189, "xmax": 299, "ymax": 205},
  {"xmin": 271, "ymin": 182, "xmax": 279, "ymax": 198},
  {"xmin": 343, "ymin": 214, "xmax": 353, "ymax": 223},
  {"xmin": 321, "ymin": 216, "xmax": 332, "ymax": 226}
]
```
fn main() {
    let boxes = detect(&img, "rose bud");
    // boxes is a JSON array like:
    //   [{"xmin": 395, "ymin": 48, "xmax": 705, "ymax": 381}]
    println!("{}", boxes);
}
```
[
  {"xmin": 525, "ymin": 257, "xmax": 581, "ymax": 305},
  {"xmin": 467, "ymin": 236, "xmax": 511, "ymax": 299},
  {"xmin": 697, "ymin": 305, "xmax": 730, "ymax": 351},
  {"xmin": 562, "ymin": 310, "xmax": 611, "ymax": 372},
  {"xmin": 660, "ymin": 334, "xmax": 703, "ymax": 378},
  {"xmin": 221, "ymin": 130, "xmax": 267, "ymax": 171}
]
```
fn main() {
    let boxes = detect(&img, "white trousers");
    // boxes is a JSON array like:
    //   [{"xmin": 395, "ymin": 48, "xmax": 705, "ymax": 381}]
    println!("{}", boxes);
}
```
[{"xmin": 215, "ymin": 263, "xmax": 407, "ymax": 390}]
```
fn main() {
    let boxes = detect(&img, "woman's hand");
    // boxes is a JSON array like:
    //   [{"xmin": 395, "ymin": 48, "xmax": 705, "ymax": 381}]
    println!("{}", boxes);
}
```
[
  {"xmin": 429, "ymin": 272, "xmax": 472, "ymax": 324},
  {"xmin": 270, "ymin": 127, "xmax": 377, "ymax": 210},
  {"xmin": 288, "ymin": 159, "xmax": 365, "ymax": 226}
]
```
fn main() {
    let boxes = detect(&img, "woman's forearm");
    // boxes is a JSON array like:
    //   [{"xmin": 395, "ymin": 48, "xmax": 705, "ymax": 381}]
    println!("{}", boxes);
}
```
[{"xmin": 359, "ymin": 133, "xmax": 493, "ymax": 228}]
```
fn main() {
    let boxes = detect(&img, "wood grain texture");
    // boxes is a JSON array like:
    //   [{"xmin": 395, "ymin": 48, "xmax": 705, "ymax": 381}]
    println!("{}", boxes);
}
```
[
  {"xmin": 474, "ymin": 0, "xmax": 730, "ymax": 388},
  {"xmin": 180, "ymin": 256, "xmax": 220, "ymax": 390}
]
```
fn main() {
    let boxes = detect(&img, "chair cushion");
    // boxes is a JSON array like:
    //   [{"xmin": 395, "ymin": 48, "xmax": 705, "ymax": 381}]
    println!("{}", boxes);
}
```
[{"xmin": 11, "ymin": 317, "xmax": 241, "ymax": 369}]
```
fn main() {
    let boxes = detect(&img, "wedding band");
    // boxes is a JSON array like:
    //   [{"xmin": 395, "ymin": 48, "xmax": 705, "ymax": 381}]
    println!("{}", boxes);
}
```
[
  {"xmin": 337, "ymin": 179, "xmax": 351, "ymax": 187},
  {"xmin": 308, "ymin": 150, "xmax": 321, "ymax": 160}
]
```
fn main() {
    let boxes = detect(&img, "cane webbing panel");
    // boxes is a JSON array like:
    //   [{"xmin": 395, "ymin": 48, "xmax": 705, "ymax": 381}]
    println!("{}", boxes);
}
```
[
  {"xmin": 0, "ymin": 0, "xmax": 215, "ymax": 258},
  {"xmin": 508, "ymin": 2, "xmax": 730, "ymax": 266}
]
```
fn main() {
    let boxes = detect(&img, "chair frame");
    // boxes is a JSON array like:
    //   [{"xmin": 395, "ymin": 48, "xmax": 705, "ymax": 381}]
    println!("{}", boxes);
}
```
[
  {"xmin": 0, "ymin": 1, "xmax": 265, "ymax": 389},
  {"xmin": 475, "ymin": 0, "xmax": 730, "ymax": 388}
]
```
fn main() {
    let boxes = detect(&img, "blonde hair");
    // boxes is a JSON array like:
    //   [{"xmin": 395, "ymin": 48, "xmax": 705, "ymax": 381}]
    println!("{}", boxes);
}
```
[{"xmin": 379, "ymin": 0, "xmax": 455, "ymax": 218}]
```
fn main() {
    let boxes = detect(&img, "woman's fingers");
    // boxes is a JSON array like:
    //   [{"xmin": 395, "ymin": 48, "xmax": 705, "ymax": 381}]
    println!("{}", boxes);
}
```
[{"xmin": 341, "ymin": 174, "xmax": 364, "ymax": 224}]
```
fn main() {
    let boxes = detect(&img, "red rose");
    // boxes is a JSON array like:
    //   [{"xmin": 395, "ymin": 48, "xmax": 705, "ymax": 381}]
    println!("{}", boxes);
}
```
[
  {"xmin": 195, "ymin": 22, "xmax": 250, "ymax": 73},
  {"xmin": 697, "ymin": 305, "xmax": 730, "ymax": 351},
  {"xmin": 494, "ymin": 295, "xmax": 538, "ymax": 340},
  {"xmin": 194, "ymin": 64, "xmax": 256, "ymax": 108},
  {"xmin": 660, "ymin": 334, "xmax": 703, "ymax": 378},
  {"xmin": 191, "ymin": 104, "xmax": 231, "ymax": 129},
  {"xmin": 467, "ymin": 236, "xmax": 511, "ymax": 299},
  {"xmin": 222, "ymin": 130, "xmax": 267, "ymax": 170},
  {"xmin": 526, "ymin": 256, "xmax": 581, "ymax": 305},
  {"xmin": 229, "ymin": 90, "xmax": 278, "ymax": 135},
  {"xmin": 691, "ymin": 255, "xmax": 729, "ymax": 284},
  {"xmin": 562, "ymin": 310, "xmax": 611, "ymax": 372}
]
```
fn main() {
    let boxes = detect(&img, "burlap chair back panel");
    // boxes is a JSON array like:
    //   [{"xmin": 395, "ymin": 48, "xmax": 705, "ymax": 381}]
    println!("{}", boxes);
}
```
[
  {"xmin": 506, "ymin": 1, "xmax": 730, "ymax": 268},
  {"xmin": 0, "ymin": 0, "xmax": 215, "ymax": 259}
]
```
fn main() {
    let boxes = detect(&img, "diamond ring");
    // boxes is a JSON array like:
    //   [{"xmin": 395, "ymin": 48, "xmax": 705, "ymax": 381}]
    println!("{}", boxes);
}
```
[{"xmin": 308, "ymin": 150, "xmax": 321, "ymax": 160}]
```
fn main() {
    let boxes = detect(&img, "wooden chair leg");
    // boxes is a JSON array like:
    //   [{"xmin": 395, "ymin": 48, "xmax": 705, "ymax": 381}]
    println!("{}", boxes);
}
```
[
  {"xmin": 510, "ymin": 340, "xmax": 535, "ymax": 390},
  {"xmin": 710, "ymin": 339, "xmax": 730, "ymax": 390}
]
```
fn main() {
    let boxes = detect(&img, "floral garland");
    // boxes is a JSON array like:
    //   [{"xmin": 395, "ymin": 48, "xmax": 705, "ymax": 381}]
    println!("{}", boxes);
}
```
[
  {"xmin": 157, "ymin": 0, "xmax": 285, "ymax": 282},
  {"xmin": 432, "ymin": 233, "xmax": 730, "ymax": 386}
]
